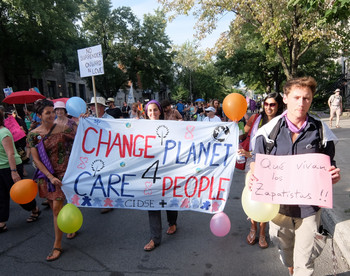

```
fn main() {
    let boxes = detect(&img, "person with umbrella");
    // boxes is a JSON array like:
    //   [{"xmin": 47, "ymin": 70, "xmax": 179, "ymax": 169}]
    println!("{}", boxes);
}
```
[
  {"xmin": 196, "ymin": 101, "xmax": 206, "ymax": 121},
  {"xmin": 2, "ymin": 91, "xmax": 46, "ymax": 131}
]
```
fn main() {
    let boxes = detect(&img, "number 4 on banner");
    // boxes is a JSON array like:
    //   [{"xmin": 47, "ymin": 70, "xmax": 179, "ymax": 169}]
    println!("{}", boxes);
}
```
[{"xmin": 142, "ymin": 160, "xmax": 161, "ymax": 183}]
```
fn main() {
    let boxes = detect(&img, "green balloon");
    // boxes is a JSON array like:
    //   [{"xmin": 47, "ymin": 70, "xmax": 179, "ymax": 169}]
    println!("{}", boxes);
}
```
[
  {"xmin": 57, "ymin": 203, "xmax": 83, "ymax": 233},
  {"xmin": 241, "ymin": 186, "xmax": 280, "ymax": 223}
]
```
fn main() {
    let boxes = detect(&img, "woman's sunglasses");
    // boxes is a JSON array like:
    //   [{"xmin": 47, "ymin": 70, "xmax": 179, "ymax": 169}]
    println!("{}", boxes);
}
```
[{"xmin": 264, "ymin": 102, "xmax": 277, "ymax": 107}]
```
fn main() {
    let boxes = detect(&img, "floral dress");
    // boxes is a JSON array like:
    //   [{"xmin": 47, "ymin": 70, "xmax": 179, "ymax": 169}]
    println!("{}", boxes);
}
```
[{"xmin": 28, "ymin": 127, "xmax": 75, "ymax": 201}]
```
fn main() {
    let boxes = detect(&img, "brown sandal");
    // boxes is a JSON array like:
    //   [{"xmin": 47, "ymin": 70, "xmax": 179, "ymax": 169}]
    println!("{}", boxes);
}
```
[
  {"xmin": 0, "ymin": 223, "xmax": 8, "ymax": 233},
  {"xmin": 166, "ymin": 225, "xmax": 177, "ymax": 235},
  {"xmin": 46, "ymin": 248, "xmax": 63, "ymax": 261},
  {"xmin": 246, "ymin": 228, "xmax": 256, "ymax": 245},
  {"xmin": 259, "ymin": 235, "xmax": 269, "ymax": 249},
  {"xmin": 67, "ymin": 232, "xmax": 77, "ymax": 239},
  {"xmin": 26, "ymin": 208, "xmax": 41, "ymax": 223},
  {"xmin": 144, "ymin": 240, "xmax": 159, "ymax": 251}
]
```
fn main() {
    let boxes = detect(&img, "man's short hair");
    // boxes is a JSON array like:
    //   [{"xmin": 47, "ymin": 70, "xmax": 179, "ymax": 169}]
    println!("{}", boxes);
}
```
[
  {"xmin": 283, "ymin": 76, "xmax": 317, "ymax": 96},
  {"xmin": 161, "ymin": 99, "xmax": 171, "ymax": 108}
]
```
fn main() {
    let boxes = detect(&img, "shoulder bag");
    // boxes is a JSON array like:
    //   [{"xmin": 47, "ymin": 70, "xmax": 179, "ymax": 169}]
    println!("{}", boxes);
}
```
[
  {"xmin": 235, "ymin": 114, "xmax": 259, "ymax": 170},
  {"xmin": 32, "ymin": 124, "xmax": 56, "ymax": 192}
]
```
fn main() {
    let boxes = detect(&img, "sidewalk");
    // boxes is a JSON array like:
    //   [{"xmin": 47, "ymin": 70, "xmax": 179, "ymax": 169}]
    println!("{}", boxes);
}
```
[{"xmin": 316, "ymin": 112, "xmax": 350, "ymax": 269}]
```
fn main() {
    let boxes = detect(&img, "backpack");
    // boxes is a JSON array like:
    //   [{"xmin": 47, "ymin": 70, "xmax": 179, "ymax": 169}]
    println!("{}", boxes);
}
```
[{"xmin": 265, "ymin": 117, "xmax": 324, "ymax": 154}]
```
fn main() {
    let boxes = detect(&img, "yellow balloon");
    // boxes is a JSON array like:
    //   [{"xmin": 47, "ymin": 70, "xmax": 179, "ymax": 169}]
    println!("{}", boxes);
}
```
[
  {"xmin": 241, "ymin": 186, "xmax": 280, "ymax": 223},
  {"xmin": 57, "ymin": 204, "xmax": 83, "ymax": 233},
  {"xmin": 245, "ymin": 171, "xmax": 252, "ymax": 187}
]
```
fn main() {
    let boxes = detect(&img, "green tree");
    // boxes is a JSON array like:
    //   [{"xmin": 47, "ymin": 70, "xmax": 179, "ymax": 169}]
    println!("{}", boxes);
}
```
[
  {"xmin": 82, "ymin": 1, "xmax": 139, "ymax": 97},
  {"xmin": 215, "ymin": 22, "xmax": 284, "ymax": 94},
  {"xmin": 193, "ymin": 63, "xmax": 227, "ymax": 100},
  {"xmin": 171, "ymin": 42, "xmax": 228, "ymax": 101},
  {"xmin": 82, "ymin": 2, "xmax": 173, "ymax": 98},
  {"xmin": 172, "ymin": 42, "xmax": 205, "ymax": 101},
  {"xmin": 159, "ymin": 0, "xmax": 349, "ymax": 79},
  {"xmin": 136, "ymin": 10, "xmax": 174, "ymax": 94},
  {"xmin": 289, "ymin": 0, "xmax": 350, "ymax": 23},
  {"xmin": 0, "ymin": 0, "xmax": 84, "ymax": 92}
]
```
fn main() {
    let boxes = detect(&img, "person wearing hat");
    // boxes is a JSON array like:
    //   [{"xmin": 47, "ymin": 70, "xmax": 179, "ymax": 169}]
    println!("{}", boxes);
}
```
[
  {"xmin": 54, "ymin": 101, "xmax": 77, "ymax": 132},
  {"xmin": 88, "ymin": 97, "xmax": 114, "ymax": 119},
  {"xmin": 86, "ymin": 97, "xmax": 113, "ymax": 214},
  {"xmin": 203, "ymin": 107, "xmax": 221, "ymax": 122},
  {"xmin": 328, "ymin": 88, "xmax": 342, "ymax": 128},
  {"xmin": 105, "ymin": 97, "xmax": 122, "ymax": 119}
]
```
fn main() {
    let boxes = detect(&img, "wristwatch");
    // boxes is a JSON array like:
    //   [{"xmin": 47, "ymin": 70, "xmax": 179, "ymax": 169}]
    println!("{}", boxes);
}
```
[{"xmin": 11, "ymin": 169, "xmax": 17, "ymax": 172}]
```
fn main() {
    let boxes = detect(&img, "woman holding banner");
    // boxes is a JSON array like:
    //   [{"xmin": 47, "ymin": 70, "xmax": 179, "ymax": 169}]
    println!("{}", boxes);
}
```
[
  {"xmin": 143, "ymin": 100, "xmax": 178, "ymax": 251},
  {"xmin": 28, "ymin": 99, "xmax": 76, "ymax": 261},
  {"xmin": 238, "ymin": 92, "xmax": 284, "ymax": 249}
]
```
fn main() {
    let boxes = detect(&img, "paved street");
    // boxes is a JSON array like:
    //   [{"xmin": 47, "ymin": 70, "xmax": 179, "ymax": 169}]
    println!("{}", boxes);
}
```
[{"xmin": 1, "ymin": 115, "xmax": 350, "ymax": 275}]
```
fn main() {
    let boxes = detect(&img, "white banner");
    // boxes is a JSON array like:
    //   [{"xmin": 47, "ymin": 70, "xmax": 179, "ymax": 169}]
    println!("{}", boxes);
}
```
[
  {"xmin": 77, "ymin": 45, "xmax": 104, "ymax": 78},
  {"xmin": 62, "ymin": 118, "xmax": 239, "ymax": 213}
]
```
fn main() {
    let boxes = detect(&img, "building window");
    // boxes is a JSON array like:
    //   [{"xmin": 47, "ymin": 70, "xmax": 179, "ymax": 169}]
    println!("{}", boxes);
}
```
[
  {"xmin": 68, "ymin": 82, "xmax": 76, "ymax": 97},
  {"xmin": 47, "ymin": 80, "xmax": 57, "ymax": 98},
  {"xmin": 79, "ymin": 84, "xmax": 86, "ymax": 101}
]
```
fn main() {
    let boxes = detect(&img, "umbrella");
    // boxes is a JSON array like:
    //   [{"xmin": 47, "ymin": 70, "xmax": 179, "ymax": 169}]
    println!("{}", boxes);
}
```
[
  {"xmin": 195, "ymin": 98, "xmax": 205, "ymax": 102},
  {"xmin": 52, "ymin": 98, "xmax": 69, "ymax": 104},
  {"xmin": 2, "ymin": 90, "xmax": 45, "ymax": 104}
]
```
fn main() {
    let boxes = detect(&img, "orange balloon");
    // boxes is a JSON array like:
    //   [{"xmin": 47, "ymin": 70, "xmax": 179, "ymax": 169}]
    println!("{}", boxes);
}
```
[
  {"xmin": 10, "ymin": 179, "xmax": 38, "ymax": 204},
  {"xmin": 222, "ymin": 93, "xmax": 247, "ymax": 121}
]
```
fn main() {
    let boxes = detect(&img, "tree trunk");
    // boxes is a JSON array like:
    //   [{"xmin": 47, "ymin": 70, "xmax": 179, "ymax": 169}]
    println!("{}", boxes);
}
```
[
  {"xmin": 290, "ymin": 38, "xmax": 300, "ymax": 78},
  {"xmin": 276, "ymin": 47, "xmax": 292, "ymax": 80},
  {"xmin": 0, "ymin": 62, "xmax": 6, "ymax": 102}
]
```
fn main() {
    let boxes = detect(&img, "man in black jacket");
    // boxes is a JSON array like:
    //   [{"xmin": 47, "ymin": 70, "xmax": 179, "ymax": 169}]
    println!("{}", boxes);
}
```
[
  {"xmin": 250, "ymin": 76, "xmax": 341, "ymax": 276},
  {"xmin": 106, "ymin": 98, "xmax": 122, "ymax": 119}
]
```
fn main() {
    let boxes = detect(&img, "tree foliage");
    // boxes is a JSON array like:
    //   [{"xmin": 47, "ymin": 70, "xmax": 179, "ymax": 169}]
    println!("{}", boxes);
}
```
[
  {"xmin": 136, "ymin": 10, "xmax": 174, "ymax": 94},
  {"xmin": 82, "ymin": 1, "xmax": 138, "ymax": 96},
  {"xmin": 289, "ymin": 0, "xmax": 350, "ymax": 23},
  {"xmin": 171, "ymin": 42, "xmax": 227, "ymax": 101},
  {"xmin": 1, "ymin": 0, "xmax": 174, "ymax": 99},
  {"xmin": 214, "ymin": 22, "xmax": 284, "ymax": 94},
  {"xmin": 159, "ymin": 0, "xmax": 349, "ymax": 79},
  {"xmin": 0, "ymin": 0, "xmax": 85, "ymax": 90},
  {"xmin": 82, "ymin": 1, "xmax": 174, "ymax": 98}
]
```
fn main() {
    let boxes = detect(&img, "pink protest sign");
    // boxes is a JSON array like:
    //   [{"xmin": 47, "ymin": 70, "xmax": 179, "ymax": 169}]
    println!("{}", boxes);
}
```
[
  {"xmin": 4, "ymin": 116, "xmax": 26, "ymax": 142},
  {"xmin": 252, "ymin": 153, "xmax": 333, "ymax": 208}
]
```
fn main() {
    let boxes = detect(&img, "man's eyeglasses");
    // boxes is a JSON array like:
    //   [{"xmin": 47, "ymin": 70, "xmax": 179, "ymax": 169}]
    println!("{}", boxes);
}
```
[{"xmin": 264, "ymin": 102, "xmax": 277, "ymax": 107}]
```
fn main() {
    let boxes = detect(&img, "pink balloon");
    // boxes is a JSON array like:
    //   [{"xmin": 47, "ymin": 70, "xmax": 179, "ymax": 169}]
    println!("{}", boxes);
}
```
[{"xmin": 210, "ymin": 212, "xmax": 231, "ymax": 237}]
